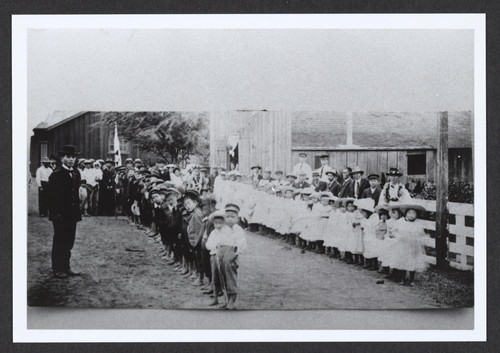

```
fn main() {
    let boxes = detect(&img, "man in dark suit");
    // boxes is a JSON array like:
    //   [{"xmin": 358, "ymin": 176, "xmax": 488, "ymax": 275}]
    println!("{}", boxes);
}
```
[
  {"xmin": 361, "ymin": 174, "xmax": 382, "ymax": 206},
  {"xmin": 350, "ymin": 166, "xmax": 370, "ymax": 199},
  {"xmin": 338, "ymin": 168, "xmax": 354, "ymax": 198},
  {"xmin": 325, "ymin": 170, "xmax": 341, "ymax": 196},
  {"xmin": 156, "ymin": 159, "xmax": 171, "ymax": 181},
  {"xmin": 99, "ymin": 158, "xmax": 116, "ymax": 216},
  {"xmin": 310, "ymin": 171, "xmax": 327, "ymax": 192},
  {"xmin": 48, "ymin": 145, "xmax": 82, "ymax": 279},
  {"xmin": 293, "ymin": 171, "xmax": 311, "ymax": 189}
]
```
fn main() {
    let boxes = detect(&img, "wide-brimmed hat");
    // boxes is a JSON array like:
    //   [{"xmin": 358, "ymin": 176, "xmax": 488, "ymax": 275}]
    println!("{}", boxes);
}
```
[
  {"xmin": 349, "ymin": 166, "xmax": 364, "ymax": 176},
  {"xmin": 367, "ymin": 174, "xmax": 380, "ymax": 180},
  {"xmin": 310, "ymin": 192, "xmax": 321, "ymax": 200},
  {"xmin": 134, "ymin": 158, "xmax": 142, "ymax": 163},
  {"xmin": 58, "ymin": 145, "xmax": 80, "ymax": 157},
  {"xmin": 286, "ymin": 173, "xmax": 297, "ymax": 179},
  {"xmin": 275, "ymin": 170, "xmax": 284, "ymax": 175},
  {"xmin": 301, "ymin": 187, "xmax": 315, "ymax": 195},
  {"xmin": 387, "ymin": 167, "xmax": 403, "ymax": 177},
  {"xmin": 125, "ymin": 157, "xmax": 133, "ymax": 162},
  {"xmin": 325, "ymin": 170, "xmax": 338, "ymax": 177},
  {"xmin": 319, "ymin": 154, "xmax": 329, "ymax": 159},
  {"xmin": 298, "ymin": 152, "xmax": 308, "ymax": 157},
  {"xmin": 320, "ymin": 191, "xmax": 334, "ymax": 199},
  {"xmin": 342, "ymin": 198, "xmax": 356, "ymax": 207},
  {"xmin": 250, "ymin": 165, "xmax": 262, "ymax": 170},
  {"xmin": 354, "ymin": 198, "xmax": 375, "ymax": 213},
  {"xmin": 281, "ymin": 185, "xmax": 295, "ymax": 194},
  {"xmin": 41, "ymin": 157, "xmax": 50, "ymax": 163},
  {"xmin": 400, "ymin": 203, "xmax": 427, "ymax": 216},
  {"xmin": 374, "ymin": 204, "xmax": 389, "ymax": 214}
]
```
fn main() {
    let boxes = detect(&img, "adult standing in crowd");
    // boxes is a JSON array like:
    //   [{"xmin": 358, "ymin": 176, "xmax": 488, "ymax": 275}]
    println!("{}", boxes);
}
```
[
  {"xmin": 379, "ymin": 167, "xmax": 412, "ymax": 205},
  {"xmin": 338, "ymin": 167, "xmax": 354, "ymax": 198},
  {"xmin": 156, "ymin": 159, "xmax": 171, "ymax": 181},
  {"xmin": 325, "ymin": 170, "xmax": 341, "ymax": 196},
  {"xmin": 293, "ymin": 171, "xmax": 311, "ymax": 189},
  {"xmin": 350, "ymin": 166, "xmax": 370, "ymax": 199},
  {"xmin": 99, "ymin": 158, "xmax": 116, "ymax": 216},
  {"xmin": 316, "ymin": 154, "xmax": 333, "ymax": 181},
  {"xmin": 362, "ymin": 174, "xmax": 382, "ymax": 206},
  {"xmin": 47, "ymin": 145, "xmax": 82, "ymax": 279},
  {"xmin": 292, "ymin": 152, "xmax": 313, "ymax": 182},
  {"xmin": 310, "ymin": 171, "xmax": 327, "ymax": 192},
  {"xmin": 35, "ymin": 157, "xmax": 53, "ymax": 217},
  {"xmin": 249, "ymin": 165, "xmax": 262, "ymax": 181}
]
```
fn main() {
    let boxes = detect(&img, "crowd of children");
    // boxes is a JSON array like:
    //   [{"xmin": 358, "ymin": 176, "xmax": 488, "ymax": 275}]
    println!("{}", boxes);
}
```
[
  {"xmin": 90, "ymin": 158, "xmax": 431, "ymax": 310},
  {"xmin": 214, "ymin": 167, "xmax": 430, "ymax": 287}
]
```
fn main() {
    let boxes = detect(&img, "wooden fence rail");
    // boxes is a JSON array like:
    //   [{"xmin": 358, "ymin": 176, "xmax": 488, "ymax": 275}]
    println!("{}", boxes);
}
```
[{"xmin": 411, "ymin": 199, "xmax": 474, "ymax": 271}]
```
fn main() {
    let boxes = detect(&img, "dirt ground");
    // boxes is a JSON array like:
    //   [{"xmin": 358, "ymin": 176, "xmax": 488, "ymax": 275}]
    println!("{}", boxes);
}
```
[{"xmin": 27, "ymin": 209, "xmax": 472, "ymax": 309}]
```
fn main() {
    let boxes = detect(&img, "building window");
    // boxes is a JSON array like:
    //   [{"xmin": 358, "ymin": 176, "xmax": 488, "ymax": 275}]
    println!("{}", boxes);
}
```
[
  {"xmin": 407, "ymin": 153, "xmax": 426, "ymax": 175},
  {"xmin": 108, "ymin": 135, "xmax": 130, "ymax": 154},
  {"xmin": 40, "ymin": 142, "xmax": 48, "ymax": 159}
]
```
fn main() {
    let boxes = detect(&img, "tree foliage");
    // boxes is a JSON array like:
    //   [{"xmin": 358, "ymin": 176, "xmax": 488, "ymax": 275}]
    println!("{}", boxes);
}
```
[{"xmin": 97, "ymin": 111, "xmax": 210, "ymax": 165}]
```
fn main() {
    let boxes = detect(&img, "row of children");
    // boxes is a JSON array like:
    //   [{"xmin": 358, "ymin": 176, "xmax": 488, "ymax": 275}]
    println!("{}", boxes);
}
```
[
  {"xmin": 214, "ymin": 176, "xmax": 429, "ymax": 286},
  {"xmin": 137, "ymin": 181, "xmax": 247, "ymax": 309}
]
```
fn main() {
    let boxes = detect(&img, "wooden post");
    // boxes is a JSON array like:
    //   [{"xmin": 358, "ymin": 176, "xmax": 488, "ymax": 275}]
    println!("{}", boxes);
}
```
[{"xmin": 436, "ymin": 111, "xmax": 449, "ymax": 269}]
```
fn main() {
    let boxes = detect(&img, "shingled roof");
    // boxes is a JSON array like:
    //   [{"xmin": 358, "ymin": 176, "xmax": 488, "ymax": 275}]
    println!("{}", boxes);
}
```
[{"xmin": 292, "ymin": 111, "xmax": 473, "ymax": 149}]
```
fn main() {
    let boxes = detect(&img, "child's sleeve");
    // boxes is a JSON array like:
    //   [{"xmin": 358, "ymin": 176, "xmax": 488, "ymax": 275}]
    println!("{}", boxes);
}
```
[
  {"xmin": 235, "ymin": 227, "xmax": 247, "ymax": 254},
  {"xmin": 205, "ymin": 230, "xmax": 217, "ymax": 251}
]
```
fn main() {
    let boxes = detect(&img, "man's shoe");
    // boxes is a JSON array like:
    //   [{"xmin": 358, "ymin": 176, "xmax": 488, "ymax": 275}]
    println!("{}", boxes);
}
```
[
  {"xmin": 66, "ymin": 270, "xmax": 81, "ymax": 276},
  {"xmin": 54, "ymin": 272, "xmax": 68, "ymax": 279}
]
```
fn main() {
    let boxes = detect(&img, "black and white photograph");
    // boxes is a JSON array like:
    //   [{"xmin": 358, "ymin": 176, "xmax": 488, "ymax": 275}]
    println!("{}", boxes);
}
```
[{"xmin": 12, "ymin": 14, "xmax": 486, "ymax": 340}]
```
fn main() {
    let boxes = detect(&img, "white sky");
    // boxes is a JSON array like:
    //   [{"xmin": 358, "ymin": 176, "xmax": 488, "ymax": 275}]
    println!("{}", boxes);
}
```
[{"xmin": 27, "ymin": 29, "xmax": 474, "ymax": 132}]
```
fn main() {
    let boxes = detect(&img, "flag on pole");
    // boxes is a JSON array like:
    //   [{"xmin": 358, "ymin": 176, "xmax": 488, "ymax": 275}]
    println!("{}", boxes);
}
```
[{"xmin": 114, "ymin": 122, "xmax": 122, "ymax": 166}]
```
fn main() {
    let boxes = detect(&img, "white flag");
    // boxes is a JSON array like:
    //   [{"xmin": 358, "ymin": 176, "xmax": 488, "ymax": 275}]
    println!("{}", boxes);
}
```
[{"xmin": 114, "ymin": 123, "xmax": 122, "ymax": 166}]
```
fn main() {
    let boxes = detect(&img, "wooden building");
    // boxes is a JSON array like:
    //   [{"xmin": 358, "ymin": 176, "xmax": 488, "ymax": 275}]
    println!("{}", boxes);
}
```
[
  {"xmin": 30, "ymin": 111, "xmax": 145, "ymax": 176},
  {"xmin": 210, "ymin": 111, "xmax": 473, "ymax": 183},
  {"xmin": 209, "ymin": 111, "xmax": 292, "ymax": 175}
]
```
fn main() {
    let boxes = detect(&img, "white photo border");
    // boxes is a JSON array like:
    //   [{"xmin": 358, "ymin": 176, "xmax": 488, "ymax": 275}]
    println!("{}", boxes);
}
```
[{"xmin": 12, "ymin": 14, "xmax": 486, "ymax": 342}]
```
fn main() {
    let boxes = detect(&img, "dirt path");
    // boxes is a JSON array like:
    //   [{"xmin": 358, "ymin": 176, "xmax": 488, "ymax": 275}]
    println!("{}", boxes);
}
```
[{"xmin": 28, "ymin": 215, "xmax": 446, "ymax": 309}]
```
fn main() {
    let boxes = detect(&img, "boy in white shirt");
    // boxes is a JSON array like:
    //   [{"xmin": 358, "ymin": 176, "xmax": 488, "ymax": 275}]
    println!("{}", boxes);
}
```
[{"xmin": 205, "ymin": 203, "xmax": 247, "ymax": 309}]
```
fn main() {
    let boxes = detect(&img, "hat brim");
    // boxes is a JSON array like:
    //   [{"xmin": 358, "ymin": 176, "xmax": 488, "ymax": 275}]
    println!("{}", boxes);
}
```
[
  {"xmin": 349, "ymin": 171, "xmax": 365, "ymax": 176},
  {"xmin": 387, "ymin": 172, "xmax": 403, "ymax": 177},
  {"xmin": 400, "ymin": 204, "xmax": 427, "ymax": 215}
]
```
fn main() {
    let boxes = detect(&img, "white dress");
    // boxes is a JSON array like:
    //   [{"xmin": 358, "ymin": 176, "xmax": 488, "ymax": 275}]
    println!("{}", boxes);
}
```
[
  {"xmin": 382, "ymin": 219, "xmax": 428, "ymax": 272},
  {"xmin": 361, "ymin": 214, "xmax": 381, "ymax": 259}
]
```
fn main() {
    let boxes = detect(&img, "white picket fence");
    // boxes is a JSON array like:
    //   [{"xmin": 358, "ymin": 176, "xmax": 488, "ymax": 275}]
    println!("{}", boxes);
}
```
[{"xmin": 411, "ymin": 199, "xmax": 474, "ymax": 271}]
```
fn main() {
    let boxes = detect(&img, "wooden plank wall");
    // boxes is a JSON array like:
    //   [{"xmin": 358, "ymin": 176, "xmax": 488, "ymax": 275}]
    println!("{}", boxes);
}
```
[
  {"xmin": 209, "ymin": 111, "xmax": 292, "ymax": 175},
  {"xmin": 291, "ymin": 150, "xmax": 411, "ymax": 181}
]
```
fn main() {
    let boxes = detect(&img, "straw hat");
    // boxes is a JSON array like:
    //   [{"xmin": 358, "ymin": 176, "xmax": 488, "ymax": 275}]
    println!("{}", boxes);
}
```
[{"xmin": 354, "ymin": 198, "xmax": 375, "ymax": 213}]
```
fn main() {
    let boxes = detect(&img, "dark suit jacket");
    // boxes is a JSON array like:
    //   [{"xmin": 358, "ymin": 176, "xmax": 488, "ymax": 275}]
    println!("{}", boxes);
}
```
[
  {"xmin": 326, "ymin": 180, "xmax": 341, "ymax": 196},
  {"xmin": 293, "ymin": 181, "xmax": 311, "ymax": 189},
  {"xmin": 48, "ymin": 167, "xmax": 82, "ymax": 223},
  {"xmin": 351, "ymin": 178, "xmax": 370, "ymax": 199},
  {"xmin": 158, "ymin": 203, "xmax": 182, "ymax": 235},
  {"xmin": 311, "ymin": 180, "xmax": 327, "ymax": 192},
  {"xmin": 361, "ymin": 186, "xmax": 382, "ymax": 206},
  {"xmin": 338, "ymin": 179, "xmax": 353, "ymax": 198}
]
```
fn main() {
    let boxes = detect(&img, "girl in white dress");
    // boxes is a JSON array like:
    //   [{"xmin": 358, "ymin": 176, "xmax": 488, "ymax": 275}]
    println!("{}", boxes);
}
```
[
  {"xmin": 343, "ymin": 198, "xmax": 358, "ymax": 264},
  {"xmin": 384, "ymin": 204, "xmax": 429, "ymax": 285},
  {"xmin": 354, "ymin": 198, "xmax": 377, "ymax": 268}
]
